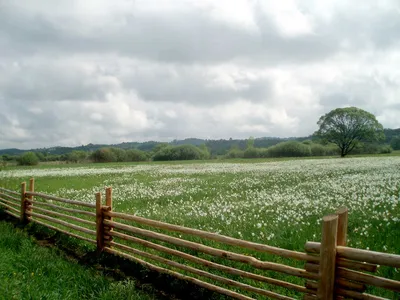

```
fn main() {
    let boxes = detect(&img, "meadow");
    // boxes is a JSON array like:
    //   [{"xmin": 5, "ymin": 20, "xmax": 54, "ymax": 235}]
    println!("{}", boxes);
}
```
[{"xmin": 1, "ymin": 156, "xmax": 400, "ymax": 298}]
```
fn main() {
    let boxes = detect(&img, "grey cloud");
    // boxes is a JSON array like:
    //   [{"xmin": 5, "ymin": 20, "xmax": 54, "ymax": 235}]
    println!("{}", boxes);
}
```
[
  {"xmin": 0, "ymin": 2, "xmax": 340, "ymax": 65},
  {"xmin": 1, "ymin": 0, "xmax": 400, "ymax": 149},
  {"xmin": 120, "ymin": 64, "xmax": 273, "ymax": 105},
  {"xmin": 0, "ymin": 61, "xmax": 118, "ymax": 102}
]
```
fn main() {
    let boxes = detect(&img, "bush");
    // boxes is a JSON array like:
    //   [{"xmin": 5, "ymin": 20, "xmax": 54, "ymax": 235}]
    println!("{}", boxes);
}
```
[
  {"xmin": 267, "ymin": 141, "xmax": 311, "ymax": 158},
  {"xmin": 109, "ymin": 148, "xmax": 127, "ymax": 162},
  {"xmin": 224, "ymin": 149, "xmax": 244, "ymax": 159},
  {"xmin": 390, "ymin": 136, "xmax": 400, "ymax": 150},
  {"xmin": 310, "ymin": 144, "xmax": 326, "ymax": 156},
  {"xmin": 90, "ymin": 148, "xmax": 117, "ymax": 163},
  {"xmin": 153, "ymin": 144, "xmax": 209, "ymax": 161},
  {"xmin": 258, "ymin": 148, "xmax": 270, "ymax": 158},
  {"xmin": 379, "ymin": 145, "xmax": 393, "ymax": 154},
  {"xmin": 125, "ymin": 149, "xmax": 148, "ymax": 162},
  {"xmin": 66, "ymin": 151, "xmax": 88, "ymax": 163},
  {"xmin": 324, "ymin": 144, "xmax": 340, "ymax": 156},
  {"xmin": 361, "ymin": 143, "xmax": 381, "ymax": 154},
  {"xmin": 17, "ymin": 152, "xmax": 39, "ymax": 166},
  {"xmin": 243, "ymin": 148, "xmax": 260, "ymax": 158}
]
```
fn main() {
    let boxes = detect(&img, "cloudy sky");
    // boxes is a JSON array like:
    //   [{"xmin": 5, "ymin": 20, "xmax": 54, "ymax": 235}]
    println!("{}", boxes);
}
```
[{"xmin": 1, "ymin": 0, "xmax": 400, "ymax": 149}]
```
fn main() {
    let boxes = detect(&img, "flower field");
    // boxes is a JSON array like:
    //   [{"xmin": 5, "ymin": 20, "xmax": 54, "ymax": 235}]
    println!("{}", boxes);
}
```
[{"xmin": 1, "ymin": 157, "xmax": 400, "ymax": 298}]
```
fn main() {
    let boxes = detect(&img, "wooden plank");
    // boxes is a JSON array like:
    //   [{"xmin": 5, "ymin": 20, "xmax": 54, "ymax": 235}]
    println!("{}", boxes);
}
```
[
  {"xmin": 104, "ymin": 247, "xmax": 256, "ymax": 300},
  {"xmin": 95, "ymin": 192, "xmax": 104, "ymax": 251},
  {"xmin": 0, "ymin": 187, "xmax": 20, "ymax": 196},
  {"xmin": 26, "ymin": 211, "xmax": 96, "ymax": 235},
  {"xmin": 0, "ymin": 197, "xmax": 21, "ymax": 209},
  {"xmin": 335, "ymin": 288, "xmax": 387, "ymax": 300},
  {"xmin": 27, "ymin": 205, "xmax": 95, "ymax": 227},
  {"xmin": 108, "ymin": 232, "xmax": 314, "ymax": 294},
  {"xmin": 305, "ymin": 263, "xmax": 319, "ymax": 273},
  {"xmin": 104, "ymin": 187, "xmax": 113, "ymax": 243},
  {"xmin": 110, "ymin": 241, "xmax": 295, "ymax": 300},
  {"xmin": 0, "ymin": 192, "xmax": 20, "ymax": 203},
  {"xmin": 337, "ymin": 258, "xmax": 377, "ymax": 273},
  {"xmin": 20, "ymin": 182, "xmax": 26, "ymax": 222},
  {"xmin": 0, "ymin": 202, "xmax": 20, "ymax": 214},
  {"xmin": 104, "ymin": 210, "xmax": 318, "ymax": 263},
  {"xmin": 26, "ymin": 191, "xmax": 96, "ymax": 208},
  {"xmin": 29, "ymin": 200, "xmax": 96, "ymax": 217},
  {"xmin": 336, "ymin": 207, "xmax": 348, "ymax": 246},
  {"xmin": 306, "ymin": 279, "xmax": 365, "ymax": 293},
  {"xmin": 29, "ymin": 217, "xmax": 96, "ymax": 244},
  {"xmin": 317, "ymin": 214, "xmax": 338, "ymax": 300},
  {"xmin": 305, "ymin": 259, "xmax": 377, "ymax": 273},
  {"xmin": 27, "ymin": 178, "xmax": 34, "ymax": 216},
  {"xmin": 305, "ymin": 242, "xmax": 320, "ymax": 254},
  {"xmin": 337, "ymin": 268, "xmax": 400, "ymax": 292},
  {"xmin": 337, "ymin": 246, "xmax": 400, "ymax": 268},
  {"xmin": 104, "ymin": 219, "xmax": 318, "ymax": 280},
  {"xmin": 4, "ymin": 210, "xmax": 19, "ymax": 219}
]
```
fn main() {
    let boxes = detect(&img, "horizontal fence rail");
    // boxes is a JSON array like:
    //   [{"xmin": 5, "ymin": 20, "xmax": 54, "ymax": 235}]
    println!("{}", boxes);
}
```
[
  {"xmin": 0, "ymin": 179, "xmax": 399, "ymax": 299},
  {"xmin": 105, "ymin": 231, "xmax": 311, "ymax": 293},
  {"xmin": 26, "ymin": 191, "xmax": 96, "ymax": 208},
  {"xmin": 104, "ymin": 211, "xmax": 318, "ymax": 263},
  {"xmin": 103, "ymin": 218, "xmax": 318, "ymax": 280}
]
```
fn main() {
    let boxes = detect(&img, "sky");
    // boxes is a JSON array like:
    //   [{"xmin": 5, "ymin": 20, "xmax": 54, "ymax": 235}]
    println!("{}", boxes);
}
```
[{"xmin": 1, "ymin": 0, "xmax": 400, "ymax": 149}]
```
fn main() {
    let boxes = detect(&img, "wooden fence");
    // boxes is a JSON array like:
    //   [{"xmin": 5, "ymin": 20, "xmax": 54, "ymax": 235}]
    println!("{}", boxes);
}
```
[{"xmin": 0, "ymin": 178, "xmax": 399, "ymax": 299}]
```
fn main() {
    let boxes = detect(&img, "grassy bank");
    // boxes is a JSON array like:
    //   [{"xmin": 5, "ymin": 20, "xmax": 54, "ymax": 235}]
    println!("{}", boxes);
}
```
[{"xmin": 0, "ymin": 220, "xmax": 156, "ymax": 300}]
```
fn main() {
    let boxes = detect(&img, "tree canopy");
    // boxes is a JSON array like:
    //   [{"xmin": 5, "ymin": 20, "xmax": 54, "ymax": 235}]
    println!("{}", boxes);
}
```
[{"xmin": 315, "ymin": 107, "xmax": 384, "ymax": 157}]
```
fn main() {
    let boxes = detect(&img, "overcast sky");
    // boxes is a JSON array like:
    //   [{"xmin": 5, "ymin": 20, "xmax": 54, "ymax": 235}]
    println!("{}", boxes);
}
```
[{"xmin": 1, "ymin": 0, "xmax": 400, "ymax": 149}]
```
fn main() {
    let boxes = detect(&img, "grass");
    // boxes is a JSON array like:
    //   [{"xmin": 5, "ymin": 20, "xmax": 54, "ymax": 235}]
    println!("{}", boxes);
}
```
[
  {"xmin": 0, "ymin": 219, "xmax": 157, "ymax": 300},
  {"xmin": 1, "ymin": 155, "xmax": 400, "ymax": 298}
]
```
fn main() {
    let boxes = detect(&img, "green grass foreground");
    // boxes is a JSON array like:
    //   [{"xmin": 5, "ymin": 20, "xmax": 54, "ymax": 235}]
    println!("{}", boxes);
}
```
[{"xmin": 0, "ymin": 220, "xmax": 156, "ymax": 300}]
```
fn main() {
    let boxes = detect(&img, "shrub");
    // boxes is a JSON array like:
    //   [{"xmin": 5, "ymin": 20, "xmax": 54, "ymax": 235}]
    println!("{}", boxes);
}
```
[
  {"xmin": 379, "ymin": 145, "xmax": 393, "ymax": 154},
  {"xmin": 243, "ymin": 147, "xmax": 261, "ymax": 158},
  {"xmin": 125, "ymin": 149, "xmax": 148, "ymax": 162},
  {"xmin": 361, "ymin": 143, "xmax": 381, "ymax": 154},
  {"xmin": 17, "ymin": 152, "xmax": 39, "ymax": 166},
  {"xmin": 109, "ymin": 148, "xmax": 127, "ymax": 162},
  {"xmin": 267, "ymin": 141, "xmax": 311, "ymax": 158},
  {"xmin": 390, "ymin": 136, "xmax": 400, "ymax": 150},
  {"xmin": 153, "ymin": 144, "xmax": 209, "ymax": 161},
  {"xmin": 224, "ymin": 149, "xmax": 244, "ymax": 159},
  {"xmin": 90, "ymin": 148, "xmax": 117, "ymax": 163},
  {"xmin": 324, "ymin": 144, "xmax": 340, "ymax": 156},
  {"xmin": 258, "ymin": 148, "xmax": 270, "ymax": 158},
  {"xmin": 66, "ymin": 151, "xmax": 88, "ymax": 163},
  {"xmin": 310, "ymin": 144, "xmax": 326, "ymax": 156}
]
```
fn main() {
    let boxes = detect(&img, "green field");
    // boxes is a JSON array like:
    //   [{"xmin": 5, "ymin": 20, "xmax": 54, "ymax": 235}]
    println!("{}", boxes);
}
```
[
  {"xmin": 0, "ymin": 220, "xmax": 157, "ymax": 300},
  {"xmin": 1, "ymin": 156, "xmax": 400, "ymax": 298}
]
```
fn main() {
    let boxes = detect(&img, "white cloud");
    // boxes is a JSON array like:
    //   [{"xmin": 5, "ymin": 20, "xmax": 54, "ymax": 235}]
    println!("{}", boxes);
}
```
[{"xmin": 0, "ymin": 0, "xmax": 400, "ymax": 149}]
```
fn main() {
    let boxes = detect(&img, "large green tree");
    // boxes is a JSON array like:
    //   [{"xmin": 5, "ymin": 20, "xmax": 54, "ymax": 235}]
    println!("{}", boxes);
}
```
[{"xmin": 315, "ymin": 107, "xmax": 384, "ymax": 157}]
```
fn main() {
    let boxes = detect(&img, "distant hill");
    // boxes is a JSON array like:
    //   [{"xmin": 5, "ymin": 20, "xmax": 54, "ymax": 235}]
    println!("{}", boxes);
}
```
[
  {"xmin": 1, "ymin": 128, "xmax": 398, "ymax": 157},
  {"xmin": 0, "ymin": 137, "xmax": 301, "ymax": 156}
]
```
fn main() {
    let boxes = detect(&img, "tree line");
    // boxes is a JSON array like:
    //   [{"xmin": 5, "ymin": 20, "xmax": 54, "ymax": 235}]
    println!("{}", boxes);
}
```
[{"xmin": 1, "ymin": 107, "xmax": 399, "ymax": 166}]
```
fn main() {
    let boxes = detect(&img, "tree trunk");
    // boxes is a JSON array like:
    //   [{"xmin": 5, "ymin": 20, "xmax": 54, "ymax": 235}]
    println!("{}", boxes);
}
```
[{"xmin": 340, "ymin": 147, "xmax": 346, "ymax": 157}]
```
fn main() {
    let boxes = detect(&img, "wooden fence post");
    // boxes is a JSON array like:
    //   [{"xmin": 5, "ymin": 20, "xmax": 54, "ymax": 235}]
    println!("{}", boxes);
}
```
[
  {"xmin": 336, "ymin": 207, "xmax": 348, "ymax": 246},
  {"xmin": 96, "ymin": 192, "xmax": 104, "ymax": 252},
  {"xmin": 317, "ymin": 214, "xmax": 338, "ymax": 300},
  {"xmin": 20, "ymin": 182, "xmax": 26, "ymax": 222},
  {"xmin": 27, "ymin": 178, "xmax": 35, "ymax": 221},
  {"xmin": 104, "ymin": 187, "xmax": 113, "ymax": 247}
]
